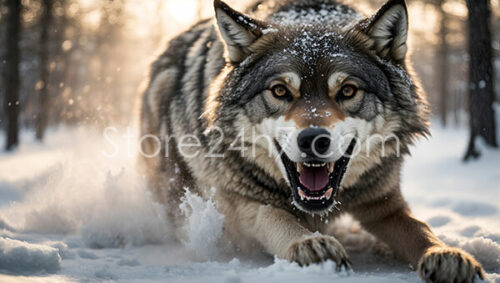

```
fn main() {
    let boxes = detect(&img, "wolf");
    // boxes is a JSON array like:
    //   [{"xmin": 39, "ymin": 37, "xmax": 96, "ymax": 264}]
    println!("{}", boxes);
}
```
[{"xmin": 139, "ymin": 0, "xmax": 485, "ymax": 281}]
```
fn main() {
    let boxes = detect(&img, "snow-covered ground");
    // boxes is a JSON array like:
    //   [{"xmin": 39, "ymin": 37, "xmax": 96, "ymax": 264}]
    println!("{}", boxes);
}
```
[{"xmin": 0, "ymin": 119, "xmax": 499, "ymax": 282}]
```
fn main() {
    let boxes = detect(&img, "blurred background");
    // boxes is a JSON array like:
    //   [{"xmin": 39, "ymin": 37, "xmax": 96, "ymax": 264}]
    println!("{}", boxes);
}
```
[{"xmin": 0, "ymin": 0, "xmax": 499, "ymax": 158}]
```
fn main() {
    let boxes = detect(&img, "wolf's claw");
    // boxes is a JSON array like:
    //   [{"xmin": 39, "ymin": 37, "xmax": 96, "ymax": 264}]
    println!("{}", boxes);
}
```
[
  {"xmin": 418, "ymin": 246, "xmax": 485, "ymax": 283},
  {"xmin": 286, "ymin": 235, "xmax": 350, "ymax": 270}
]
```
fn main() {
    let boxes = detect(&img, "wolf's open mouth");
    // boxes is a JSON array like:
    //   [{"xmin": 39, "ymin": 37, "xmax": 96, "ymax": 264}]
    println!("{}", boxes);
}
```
[{"xmin": 278, "ymin": 139, "xmax": 356, "ymax": 212}]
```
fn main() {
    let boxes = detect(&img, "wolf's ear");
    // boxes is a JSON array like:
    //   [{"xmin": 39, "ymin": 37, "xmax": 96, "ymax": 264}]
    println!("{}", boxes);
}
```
[
  {"xmin": 361, "ymin": 0, "xmax": 409, "ymax": 63},
  {"xmin": 214, "ymin": 0, "xmax": 270, "ymax": 63}
]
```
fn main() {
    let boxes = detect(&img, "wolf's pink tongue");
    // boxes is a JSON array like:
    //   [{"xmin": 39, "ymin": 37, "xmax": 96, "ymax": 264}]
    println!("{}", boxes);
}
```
[{"xmin": 299, "ymin": 166, "xmax": 329, "ymax": 191}]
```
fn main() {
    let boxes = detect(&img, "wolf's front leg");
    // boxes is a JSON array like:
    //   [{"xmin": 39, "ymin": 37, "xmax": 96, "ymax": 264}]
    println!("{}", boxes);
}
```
[
  {"xmin": 220, "ymin": 196, "xmax": 349, "ymax": 267},
  {"xmin": 254, "ymin": 205, "xmax": 350, "ymax": 267},
  {"xmin": 351, "ymin": 193, "xmax": 485, "ymax": 282}
]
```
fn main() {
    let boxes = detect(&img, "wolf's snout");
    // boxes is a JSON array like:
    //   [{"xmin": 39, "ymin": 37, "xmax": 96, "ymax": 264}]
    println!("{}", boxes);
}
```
[{"xmin": 297, "ymin": 128, "xmax": 331, "ymax": 158}]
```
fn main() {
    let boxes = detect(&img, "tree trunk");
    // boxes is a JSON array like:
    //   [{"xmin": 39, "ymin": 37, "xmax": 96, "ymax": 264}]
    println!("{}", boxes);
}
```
[
  {"xmin": 437, "ymin": 0, "xmax": 449, "ymax": 127},
  {"xmin": 53, "ymin": 0, "xmax": 70, "ymax": 124},
  {"xmin": 3, "ymin": 0, "xmax": 22, "ymax": 151},
  {"xmin": 36, "ymin": 0, "xmax": 53, "ymax": 141},
  {"xmin": 464, "ymin": 0, "xmax": 498, "ymax": 161}
]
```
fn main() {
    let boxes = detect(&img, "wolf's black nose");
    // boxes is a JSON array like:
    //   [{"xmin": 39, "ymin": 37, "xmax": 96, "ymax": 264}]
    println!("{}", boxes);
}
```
[{"xmin": 297, "ymin": 128, "xmax": 331, "ymax": 157}]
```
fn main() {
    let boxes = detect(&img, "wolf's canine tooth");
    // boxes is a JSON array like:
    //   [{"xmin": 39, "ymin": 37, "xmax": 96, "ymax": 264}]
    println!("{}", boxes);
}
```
[
  {"xmin": 296, "ymin": 163, "xmax": 303, "ymax": 173},
  {"xmin": 328, "ymin": 162, "xmax": 334, "ymax": 173},
  {"xmin": 298, "ymin": 188, "xmax": 306, "ymax": 200},
  {"xmin": 325, "ymin": 188, "xmax": 334, "ymax": 200}
]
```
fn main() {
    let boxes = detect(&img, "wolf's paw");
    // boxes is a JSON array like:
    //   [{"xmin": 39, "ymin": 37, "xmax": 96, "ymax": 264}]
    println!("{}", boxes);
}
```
[
  {"xmin": 418, "ymin": 246, "xmax": 485, "ymax": 283},
  {"xmin": 286, "ymin": 235, "xmax": 350, "ymax": 269}
]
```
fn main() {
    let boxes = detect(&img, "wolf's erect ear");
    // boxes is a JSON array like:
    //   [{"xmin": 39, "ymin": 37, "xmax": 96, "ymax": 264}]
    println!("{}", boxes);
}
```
[
  {"xmin": 214, "ymin": 0, "xmax": 270, "ymax": 63},
  {"xmin": 361, "ymin": 0, "xmax": 409, "ymax": 62}
]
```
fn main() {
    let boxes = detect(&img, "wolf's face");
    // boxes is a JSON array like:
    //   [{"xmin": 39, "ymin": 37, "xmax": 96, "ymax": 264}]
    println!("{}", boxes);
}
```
[{"xmin": 206, "ymin": 0, "xmax": 428, "ymax": 214}]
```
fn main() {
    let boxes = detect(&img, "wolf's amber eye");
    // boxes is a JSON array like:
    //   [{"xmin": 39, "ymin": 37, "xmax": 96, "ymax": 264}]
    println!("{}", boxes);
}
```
[
  {"xmin": 271, "ymin": 84, "xmax": 292, "ymax": 100},
  {"xmin": 339, "ymin": 85, "xmax": 357, "ymax": 99}
]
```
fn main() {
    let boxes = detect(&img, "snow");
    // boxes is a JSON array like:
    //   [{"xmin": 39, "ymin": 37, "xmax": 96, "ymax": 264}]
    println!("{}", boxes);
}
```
[
  {"xmin": 271, "ymin": 4, "xmax": 362, "ymax": 28},
  {"xmin": 179, "ymin": 189, "xmax": 225, "ymax": 260},
  {"xmin": 0, "ymin": 115, "xmax": 499, "ymax": 281},
  {"xmin": 0, "ymin": 237, "xmax": 61, "ymax": 274}
]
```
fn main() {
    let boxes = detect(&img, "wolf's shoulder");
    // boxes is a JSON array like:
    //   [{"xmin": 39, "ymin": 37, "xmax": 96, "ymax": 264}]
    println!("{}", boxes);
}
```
[{"xmin": 149, "ymin": 20, "xmax": 215, "ymax": 81}]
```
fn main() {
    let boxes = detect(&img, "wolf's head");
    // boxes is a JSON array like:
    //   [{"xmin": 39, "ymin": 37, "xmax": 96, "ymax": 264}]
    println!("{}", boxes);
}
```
[{"xmin": 205, "ymin": 0, "xmax": 429, "ymax": 214}]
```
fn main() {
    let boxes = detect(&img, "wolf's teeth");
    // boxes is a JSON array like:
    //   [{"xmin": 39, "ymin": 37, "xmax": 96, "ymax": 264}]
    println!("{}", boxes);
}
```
[
  {"xmin": 298, "ymin": 188, "xmax": 334, "ymax": 202},
  {"xmin": 296, "ymin": 163, "xmax": 303, "ymax": 173},
  {"xmin": 328, "ymin": 162, "xmax": 334, "ymax": 173},
  {"xmin": 325, "ymin": 188, "xmax": 334, "ymax": 200},
  {"xmin": 304, "ymin": 162, "xmax": 327, "ymax": 168},
  {"xmin": 298, "ymin": 188, "xmax": 306, "ymax": 200}
]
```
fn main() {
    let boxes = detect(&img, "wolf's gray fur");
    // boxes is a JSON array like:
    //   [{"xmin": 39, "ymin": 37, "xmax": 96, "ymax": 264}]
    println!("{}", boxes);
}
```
[{"xmin": 139, "ymin": 0, "xmax": 485, "ymax": 281}]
